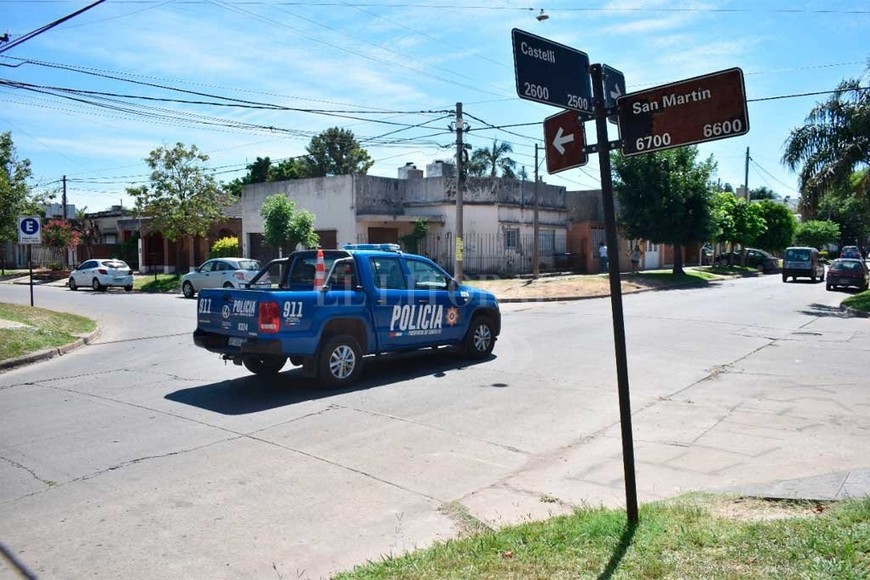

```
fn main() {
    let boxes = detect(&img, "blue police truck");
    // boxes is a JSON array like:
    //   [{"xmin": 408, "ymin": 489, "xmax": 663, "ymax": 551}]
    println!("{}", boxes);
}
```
[{"xmin": 193, "ymin": 245, "xmax": 500, "ymax": 386}]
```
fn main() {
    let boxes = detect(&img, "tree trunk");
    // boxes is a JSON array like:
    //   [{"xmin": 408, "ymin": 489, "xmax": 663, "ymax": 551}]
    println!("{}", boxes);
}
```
[{"xmin": 672, "ymin": 242, "xmax": 684, "ymax": 275}]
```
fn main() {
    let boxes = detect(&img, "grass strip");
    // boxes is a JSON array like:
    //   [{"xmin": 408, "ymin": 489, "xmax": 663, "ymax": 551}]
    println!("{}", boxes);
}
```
[
  {"xmin": 335, "ymin": 494, "xmax": 870, "ymax": 579},
  {"xmin": 0, "ymin": 302, "xmax": 96, "ymax": 361}
]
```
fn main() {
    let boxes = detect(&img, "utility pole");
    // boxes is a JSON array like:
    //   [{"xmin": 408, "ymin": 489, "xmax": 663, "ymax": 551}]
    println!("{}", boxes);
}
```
[
  {"xmin": 62, "ymin": 175, "xmax": 67, "ymax": 219},
  {"xmin": 533, "ymin": 143, "xmax": 540, "ymax": 278},
  {"xmin": 744, "ymin": 147, "xmax": 750, "ymax": 200},
  {"xmin": 454, "ymin": 102, "xmax": 465, "ymax": 282}
]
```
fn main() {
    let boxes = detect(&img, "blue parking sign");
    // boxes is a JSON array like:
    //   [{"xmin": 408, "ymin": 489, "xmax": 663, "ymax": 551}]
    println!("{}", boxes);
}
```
[{"xmin": 18, "ymin": 216, "xmax": 42, "ymax": 244}]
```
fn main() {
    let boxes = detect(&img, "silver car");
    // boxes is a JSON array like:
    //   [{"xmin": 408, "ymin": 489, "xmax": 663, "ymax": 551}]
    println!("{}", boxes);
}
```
[
  {"xmin": 69, "ymin": 259, "xmax": 134, "ymax": 292},
  {"xmin": 181, "ymin": 258, "xmax": 263, "ymax": 298}
]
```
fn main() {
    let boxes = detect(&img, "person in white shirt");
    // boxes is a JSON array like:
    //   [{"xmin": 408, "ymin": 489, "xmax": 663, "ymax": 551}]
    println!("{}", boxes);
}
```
[{"xmin": 598, "ymin": 242, "xmax": 608, "ymax": 273}]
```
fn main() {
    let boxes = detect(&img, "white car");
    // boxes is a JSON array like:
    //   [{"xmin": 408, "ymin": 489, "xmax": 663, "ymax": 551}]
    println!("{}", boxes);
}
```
[
  {"xmin": 181, "ymin": 258, "xmax": 263, "ymax": 298},
  {"xmin": 69, "ymin": 259, "xmax": 134, "ymax": 292}
]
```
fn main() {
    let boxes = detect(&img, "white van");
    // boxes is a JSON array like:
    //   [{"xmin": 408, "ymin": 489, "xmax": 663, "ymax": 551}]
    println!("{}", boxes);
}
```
[{"xmin": 782, "ymin": 247, "xmax": 825, "ymax": 282}]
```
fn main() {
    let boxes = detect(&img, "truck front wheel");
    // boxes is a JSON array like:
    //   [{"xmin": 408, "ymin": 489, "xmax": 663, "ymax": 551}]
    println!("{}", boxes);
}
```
[
  {"xmin": 243, "ymin": 355, "xmax": 286, "ymax": 376},
  {"xmin": 463, "ymin": 315, "xmax": 495, "ymax": 359},
  {"xmin": 318, "ymin": 335, "xmax": 362, "ymax": 387}
]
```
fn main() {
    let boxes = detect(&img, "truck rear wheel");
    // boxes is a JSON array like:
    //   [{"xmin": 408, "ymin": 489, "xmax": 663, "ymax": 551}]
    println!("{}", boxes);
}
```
[
  {"xmin": 463, "ymin": 315, "xmax": 495, "ymax": 359},
  {"xmin": 243, "ymin": 355, "xmax": 286, "ymax": 375},
  {"xmin": 318, "ymin": 334, "xmax": 362, "ymax": 387}
]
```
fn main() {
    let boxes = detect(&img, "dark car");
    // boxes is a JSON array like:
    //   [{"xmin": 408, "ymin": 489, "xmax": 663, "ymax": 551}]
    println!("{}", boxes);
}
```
[
  {"xmin": 840, "ymin": 245, "xmax": 863, "ymax": 260},
  {"xmin": 826, "ymin": 258, "xmax": 869, "ymax": 291},
  {"xmin": 714, "ymin": 248, "xmax": 779, "ymax": 273}
]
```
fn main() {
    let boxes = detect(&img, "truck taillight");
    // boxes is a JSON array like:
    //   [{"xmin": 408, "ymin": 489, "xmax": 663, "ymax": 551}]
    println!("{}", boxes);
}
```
[{"xmin": 258, "ymin": 301, "xmax": 280, "ymax": 333}]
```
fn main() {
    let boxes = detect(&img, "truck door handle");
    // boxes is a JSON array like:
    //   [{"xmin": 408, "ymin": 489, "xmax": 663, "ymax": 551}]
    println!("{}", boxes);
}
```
[{"xmin": 417, "ymin": 299, "xmax": 429, "ymax": 304}]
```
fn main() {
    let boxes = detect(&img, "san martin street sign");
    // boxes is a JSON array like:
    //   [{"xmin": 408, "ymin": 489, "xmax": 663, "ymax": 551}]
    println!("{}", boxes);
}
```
[
  {"xmin": 543, "ymin": 109, "xmax": 588, "ymax": 174},
  {"xmin": 616, "ymin": 67, "xmax": 749, "ymax": 156},
  {"xmin": 512, "ymin": 28, "xmax": 593, "ymax": 118}
]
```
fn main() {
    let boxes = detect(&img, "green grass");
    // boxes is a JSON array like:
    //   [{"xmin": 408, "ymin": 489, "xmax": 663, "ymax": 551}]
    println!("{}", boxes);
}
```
[
  {"xmin": 634, "ymin": 269, "xmax": 719, "ymax": 283},
  {"xmin": 135, "ymin": 273, "xmax": 181, "ymax": 293},
  {"xmin": 842, "ymin": 290, "xmax": 870, "ymax": 313},
  {"xmin": 0, "ymin": 302, "xmax": 96, "ymax": 361},
  {"xmin": 335, "ymin": 494, "xmax": 870, "ymax": 579}
]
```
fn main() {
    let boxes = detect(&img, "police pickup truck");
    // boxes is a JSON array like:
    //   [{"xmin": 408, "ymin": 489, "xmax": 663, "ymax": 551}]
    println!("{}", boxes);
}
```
[{"xmin": 193, "ymin": 244, "xmax": 500, "ymax": 386}]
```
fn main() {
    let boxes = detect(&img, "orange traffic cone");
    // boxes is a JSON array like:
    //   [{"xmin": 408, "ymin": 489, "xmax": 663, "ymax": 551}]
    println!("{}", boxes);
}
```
[{"xmin": 314, "ymin": 248, "xmax": 326, "ymax": 289}]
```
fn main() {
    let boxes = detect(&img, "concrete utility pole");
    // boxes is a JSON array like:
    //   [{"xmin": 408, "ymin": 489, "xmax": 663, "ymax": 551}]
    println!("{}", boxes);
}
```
[
  {"xmin": 744, "ymin": 147, "xmax": 750, "ymax": 200},
  {"xmin": 454, "ymin": 102, "xmax": 465, "ymax": 282},
  {"xmin": 533, "ymin": 143, "xmax": 540, "ymax": 279}
]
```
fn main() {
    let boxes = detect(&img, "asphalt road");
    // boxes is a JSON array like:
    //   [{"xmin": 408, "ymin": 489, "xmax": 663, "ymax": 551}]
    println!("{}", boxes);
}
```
[{"xmin": 1, "ymin": 276, "xmax": 868, "ymax": 579}]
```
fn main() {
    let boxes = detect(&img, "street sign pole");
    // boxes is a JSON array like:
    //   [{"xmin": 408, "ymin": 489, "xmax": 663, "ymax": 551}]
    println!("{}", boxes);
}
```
[
  {"xmin": 590, "ymin": 63, "xmax": 638, "ymax": 524},
  {"xmin": 28, "ymin": 245, "xmax": 34, "ymax": 307}
]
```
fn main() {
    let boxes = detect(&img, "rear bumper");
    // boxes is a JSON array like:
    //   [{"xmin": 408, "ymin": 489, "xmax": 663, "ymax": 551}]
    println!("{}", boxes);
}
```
[
  {"xmin": 193, "ymin": 329, "xmax": 283, "ymax": 356},
  {"xmin": 827, "ymin": 276, "xmax": 865, "ymax": 288}
]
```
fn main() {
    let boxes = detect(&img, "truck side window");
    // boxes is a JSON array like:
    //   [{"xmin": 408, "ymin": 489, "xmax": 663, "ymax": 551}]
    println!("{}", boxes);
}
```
[
  {"xmin": 407, "ymin": 259, "xmax": 448, "ymax": 291},
  {"xmin": 329, "ymin": 260, "xmax": 358, "ymax": 289},
  {"xmin": 370, "ymin": 257, "xmax": 406, "ymax": 290}
]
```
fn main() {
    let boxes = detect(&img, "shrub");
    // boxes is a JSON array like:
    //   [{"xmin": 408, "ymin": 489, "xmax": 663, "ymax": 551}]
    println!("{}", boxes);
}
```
[{"xmin": 208, "ymin": 236, "xmax": 239, "ymax": 258}]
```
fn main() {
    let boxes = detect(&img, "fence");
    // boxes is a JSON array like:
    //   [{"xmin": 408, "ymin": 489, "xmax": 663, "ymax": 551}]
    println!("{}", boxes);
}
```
[
  {"xmin": 355, "ymin": 231, "xmax": 569, "ymax": 277},
  {"xmin": 14, "ymin": 243, "xmax": 136, "ymax": 270}
]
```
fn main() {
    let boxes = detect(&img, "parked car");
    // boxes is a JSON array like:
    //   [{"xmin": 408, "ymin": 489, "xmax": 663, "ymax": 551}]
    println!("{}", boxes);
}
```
[
  {"xmin": 181, "ymin": 257, "xmax": 263, "ymax": 298},
  {"xmin": 714, "ymin": 248, "xmax": 779, "ymax": 273},
  {"xmin": 69, "ymin": 259, "xmax": 134, "ymax": 292},
  {"xmin": 840, "ymin": 245, "xmax": 863, "ymax": 260},
  {"xmin": 826, "ymin": 258, "xmax": 869, "ymax": 291},
  {"xmin": 782, "ymin": 246, "xmax": 825, "ymax": 282}
]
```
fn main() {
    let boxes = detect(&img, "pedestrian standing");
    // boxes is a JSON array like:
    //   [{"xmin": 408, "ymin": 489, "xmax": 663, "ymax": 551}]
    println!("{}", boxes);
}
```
[
  {"xmin": 598, "ymin": 241, "xmax": 608, "ymax": 273},
  {"xmin": 629, "ymin": 244, "xmax": 642, "ymax": 274}
]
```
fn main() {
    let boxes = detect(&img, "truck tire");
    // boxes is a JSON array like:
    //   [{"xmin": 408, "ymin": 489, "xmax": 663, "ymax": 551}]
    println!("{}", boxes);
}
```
[
  {"xmin": 463, "ymin": 315, "xmax": 495, "ymax": 359},
  {"xmin": 317, "ymin": 334, "xmax": 362, "ymax": 387},
  {"xmin": 243, "ymin": 355, "xmax": 286, "ymax": 376}
]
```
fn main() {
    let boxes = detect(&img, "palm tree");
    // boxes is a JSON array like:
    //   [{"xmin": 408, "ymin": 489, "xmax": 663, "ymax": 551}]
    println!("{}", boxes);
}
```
[
  {"xmin": 468, "ymin": 139, "xmax": 518, "ymax": 179},
  {"xmin": 782, "ymin": 71, "xmax": 870, "ymax": 217}
]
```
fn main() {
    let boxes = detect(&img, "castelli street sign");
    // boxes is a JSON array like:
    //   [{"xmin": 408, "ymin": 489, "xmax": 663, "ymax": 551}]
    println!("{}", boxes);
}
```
[
  {"xmin": 617, "ymin": 67, "xmax": 749, "ymax": 156},
  {"xmin": 512, "ymin": 28, "xmax": 593, "ymax": 118},
  {"xmin": 543, "ymin": 109, "xmax": 588, "ymax": 174}
]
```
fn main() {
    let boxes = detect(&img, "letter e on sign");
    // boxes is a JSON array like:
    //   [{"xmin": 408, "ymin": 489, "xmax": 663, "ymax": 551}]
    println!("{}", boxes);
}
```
[{"xmin": 18, "ymin": 216, "xmax": 42, "ymax": 245}]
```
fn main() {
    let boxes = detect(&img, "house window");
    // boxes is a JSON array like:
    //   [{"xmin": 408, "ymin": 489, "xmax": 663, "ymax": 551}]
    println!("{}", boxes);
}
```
[
  {"xmin": 504, "ymin": 228, "xmax": 519, "ymax": 250},
  {"xmin": 538, "ymin": 230, "xmax": 555, "ymax": 253}
]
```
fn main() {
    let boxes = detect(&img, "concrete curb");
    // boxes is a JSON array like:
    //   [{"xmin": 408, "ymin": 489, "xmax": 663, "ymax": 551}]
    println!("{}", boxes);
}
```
[
  {"xmin": 841, "ymin": 305, "xmax": 870, "ymax": 318},
  {"xmin": 0, "ymin": 326, "xmax": 102, "ymax": 373}
]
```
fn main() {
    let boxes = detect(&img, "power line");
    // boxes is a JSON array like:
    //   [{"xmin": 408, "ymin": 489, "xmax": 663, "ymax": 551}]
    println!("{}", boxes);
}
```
[{"xmin": 0, "ymin": 0, "xmax": 108, "ymax": 55}]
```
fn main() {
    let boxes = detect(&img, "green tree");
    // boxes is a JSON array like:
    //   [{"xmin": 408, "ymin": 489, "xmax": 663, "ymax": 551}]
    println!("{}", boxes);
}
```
[
  {"xmin": 270, "ymin": 157, "xmax": 307, "ymax": 181},
  {"xmin": 782, "ymin": 67, "xmax": 870, "ymax": 217},
  {"xmin": 815, "ymin": 169, "xmax": 870, "ymax": 247},
  {"xmin": 400, "ymin": 218, "xmax": 429, "ymax": 254},
  {"xmin": 794, "ymin": 219, "xmax": 840, "ymax": 249},
  {"xmin": 0, "ymin": 131, "xmax": 33, "ymax": 273},
  {"xmin": 711, "ymin": 192, "xmax": 766, "ymax": 258},
  {"xmin": 303, "ymin": 128, "xmax": 373, "ymax": 177},
  {"xmin": 750, "ymin": 186, "xmax": 779, "ymax": 200},
  {"xmin": 613, "ymin": 147, "xmax": 716, "ymax": 275},
  {"xmin": 754, "ymin": 200, "xmax": 798, "ymax": 253},
  {"xmin": 260, "ymin": 194, "xmax": 318, "ymax": 256},
  {"xmin": 467, "ymin": 139, "xmax": 517, "ymax": 179},
  {"xmin": 127, "ymin": 143, "xmax": 232, "ymax": 269}
]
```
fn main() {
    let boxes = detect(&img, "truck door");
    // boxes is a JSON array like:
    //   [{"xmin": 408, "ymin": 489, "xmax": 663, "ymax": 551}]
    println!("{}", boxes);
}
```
[
  {"xmin": 368, "ymin": 255, "xmax": 421, "ymax": 351},
  {"xmin": 404, "ymin": 256, "xmax": 467, "ymax": 344}
]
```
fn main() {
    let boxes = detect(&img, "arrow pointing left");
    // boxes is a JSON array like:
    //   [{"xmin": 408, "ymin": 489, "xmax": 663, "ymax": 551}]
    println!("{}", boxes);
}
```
[{"xmin": 553, "ymin": 127, "xmax": 575, "ymax": 154}]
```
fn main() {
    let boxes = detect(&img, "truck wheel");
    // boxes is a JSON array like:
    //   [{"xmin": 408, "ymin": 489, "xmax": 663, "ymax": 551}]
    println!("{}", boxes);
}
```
[
  {"xmin": 243, "ymin": 355, "xmax": 286, "ymax": 375},
  {"xmin": 318, "ymin": 335, "xmax": 362, "ymax": 387},
  {"xmin": 463, "ymin": 315, "xmax": 495, "ymax": 359}
]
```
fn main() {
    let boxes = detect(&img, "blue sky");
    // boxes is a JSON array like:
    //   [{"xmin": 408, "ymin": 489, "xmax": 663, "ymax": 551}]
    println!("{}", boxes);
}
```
[{"xmin": 2, "ymin": 0, "xmax": 868, "ymax": 214}]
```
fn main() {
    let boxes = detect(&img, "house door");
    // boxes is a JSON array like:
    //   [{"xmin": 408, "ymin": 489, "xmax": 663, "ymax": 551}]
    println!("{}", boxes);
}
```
[
  {"xmin": 645, "ymin": 241, "xmax": 660, "ymax": 269},
  {"xmin": 368, "ymin": 227, "xmax": 399, "ymax": 244}
]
